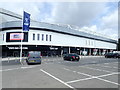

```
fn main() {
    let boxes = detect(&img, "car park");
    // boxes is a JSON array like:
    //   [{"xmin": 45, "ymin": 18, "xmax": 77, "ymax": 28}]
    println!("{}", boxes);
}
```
[
  {"xmin": 26, "ymin": 51, "xmax": 42, "ymax": 65},
  {"xmin": 63, "ymin": 53, "xmax": 80, "ymax": 61}
]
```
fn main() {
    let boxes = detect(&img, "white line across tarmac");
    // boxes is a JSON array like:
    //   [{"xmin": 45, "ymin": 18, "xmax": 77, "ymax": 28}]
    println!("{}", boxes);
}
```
[
  {"xmin": 40, "ymin": 69, "xmax": 77, "ymax": 90},
  {"xmin": 1, "ymin": 68, "xmax": 20, "ymax": 72},
  {"xmin": 66, "ymin": 72, "xmax": 120, "ymax": 85},
  {"xmin": 1, "ymin": 65, "xmax": 40, "ymax": 72},
  {"xmin": 63, "ymin": 68, "xmax": 120, "ymax": 85},
  {"xmin": 96, "ymin": 64, "xmax": 119, "ymax": 69},
  {"xmin": 79, "ymin": 66, "xmax": 113, "ymax": 73}
]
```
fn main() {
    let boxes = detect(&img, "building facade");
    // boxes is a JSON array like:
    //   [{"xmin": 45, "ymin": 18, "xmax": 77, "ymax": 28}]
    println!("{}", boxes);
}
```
[{"xmin": 0, "ymin": 8, "xmax": 117, "ymax": 57}]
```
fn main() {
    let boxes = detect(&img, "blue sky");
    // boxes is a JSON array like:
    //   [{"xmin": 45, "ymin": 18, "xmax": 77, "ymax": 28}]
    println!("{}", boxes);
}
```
[{"xmin": 0, "ymin": 1, "xmax": 119, "ymax": 40}]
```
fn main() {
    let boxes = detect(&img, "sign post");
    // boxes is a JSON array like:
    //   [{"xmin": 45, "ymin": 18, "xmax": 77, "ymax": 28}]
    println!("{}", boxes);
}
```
[{"xmin": 20, "ymin": 11, "xmax": 30, "ymax": 65}]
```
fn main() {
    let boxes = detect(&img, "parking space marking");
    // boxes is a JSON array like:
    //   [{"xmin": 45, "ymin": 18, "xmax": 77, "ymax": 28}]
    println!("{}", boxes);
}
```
[
  {"xmin": 21, "ymin": 65, "xmax": 39, "ymax": 69},
  {"xmin": 95, "ymin": 64, "xmax": 119, "ymax": 69},
  {"xmin": 1, "ymin": 65, "xmax": 41, "ymax": 72},
  {"xmin": 80, "ymin": 66, "xmax": 113, "ymax": 73},
  {"xmin": 96, "ymin": 77, "xmax": 120, "ymax": 86},
  {"xmin": 104, "ymin": 63, "xmax": 109, "ymax": 65},
  {"xmin": 1, "ymin": 68, "xmax": 20, "ymax": 72},
  {"xmin": 64, "ymin": 67, "xmax": 120, "ymax": 85},
  {"xmin": 67, "ymin": 72, "xmax": 120, "ymax": 84},
  {"xmin": 63, "ymin": 68, "xmax": 93, "ymax": 77},
  {"xmin": 66, "ymin": 77, "xmax": 95, "ymax": 84},
  {"xmin": 40, "ymin": 69, "xmax": 76, "ymax": 90}
]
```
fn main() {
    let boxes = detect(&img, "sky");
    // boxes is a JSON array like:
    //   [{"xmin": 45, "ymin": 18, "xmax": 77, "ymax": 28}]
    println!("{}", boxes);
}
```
[{"xmin": 0, "ymin": 0, "xmax": 119, "ymax": 40}]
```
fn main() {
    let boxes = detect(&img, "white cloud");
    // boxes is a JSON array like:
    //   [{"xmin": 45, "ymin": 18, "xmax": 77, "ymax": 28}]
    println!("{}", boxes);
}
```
[
  {"xmin": 101, "ymin": 9, "xmax": 118, "ymax": 29},
  {"xmin": 0, "ymin": 2, "xmax": 43, "ymax": 21},
  {"xmin": 43, "ymin": 2, "xmax": 118, "ymax": 40},
  {"xmin": 0, "ymin": 2, "xmax": 118, "ymax": 40},
  {"xmin": 44, "ymin": 2, "xmax": 108, "ymax": 27},
  {"xmin": 99, "ymin": 9, "xmax": 118, "ymax": 39}
]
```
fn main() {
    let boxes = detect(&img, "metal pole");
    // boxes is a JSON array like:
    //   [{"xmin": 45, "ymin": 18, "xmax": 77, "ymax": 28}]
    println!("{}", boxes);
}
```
[
  {"xmin": 20, "ymin": 31, "xmax": 23, "ymax": 65},
  {"xmin": 20, "ymin": 11, "xmax": 23, "ymax": 65},
  {"xmin": 69, "ymin": 47, "xmax": 70, "ymax": 54}
]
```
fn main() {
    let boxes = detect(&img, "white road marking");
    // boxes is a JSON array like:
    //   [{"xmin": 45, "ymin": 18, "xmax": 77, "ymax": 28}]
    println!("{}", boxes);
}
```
[
  {"xmin": 63, "ymin": 68, "xmax": 70, "ymax": 71},
  {"xmin": 66, "ymin": 72, "xmax": 120, "ymax": 84},
  {"xmin": 97, "ymin": 72, "xmax": 120, "ymax": 78},
  {"xmin": 1, "ymin": 68, "xmax": 20, "ymax": 71},
  {"xmin": 104, "ymin": 63, "xmax": 109, "ymax": 65},
  {"xmin": 63, "ymin": 68, "xmax": 93, "ymax": 77},
  {"xmin": 96, "ymin": 77, "xmax": 120, "ymax": 86},
  {"xmin": 1, "ymin": 65, "xmax": 40, "ymax": 72},
  {"xmin": 66, "ymin": 77, "xmax": 95, "ymax": 84},
  {"xmin": 22, "ymin": 66, "xmax": 36, "ymax": 68},
  {"xmin": 80, "ymin": 66, "xmax": 113, "ymax": 73},
  {"xmin": 63, "ymin": 67, "xmax": 120, "ymax": 85},
  {"xmin": 96, "ymin": 64, "xmax": 119, "ymax": 69},
  {"xmin": 40, "ymin": 69, "xmax": 76, "ymax": 90}
]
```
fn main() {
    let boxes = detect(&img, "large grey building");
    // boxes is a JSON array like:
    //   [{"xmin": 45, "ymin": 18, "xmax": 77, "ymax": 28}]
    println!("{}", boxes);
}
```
[{"xmin": 0, "ymin": 8, "xmax": 117, "ymax": 57}]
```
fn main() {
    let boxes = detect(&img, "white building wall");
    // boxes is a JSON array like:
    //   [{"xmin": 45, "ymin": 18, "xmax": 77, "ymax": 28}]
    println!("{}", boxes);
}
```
[
  {"xmin": 1, "ymin": 29, "xmax": 116, "ymax": 49},
  {"xmin": 0, "ymin": 31, "xmax": 2, "ymax": 45}
]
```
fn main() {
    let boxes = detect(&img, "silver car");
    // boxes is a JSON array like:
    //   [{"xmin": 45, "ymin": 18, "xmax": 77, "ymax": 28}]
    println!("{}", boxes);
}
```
[{"xmin": 26, "ymin": 51, "xmax": 41, "ymax": 65}]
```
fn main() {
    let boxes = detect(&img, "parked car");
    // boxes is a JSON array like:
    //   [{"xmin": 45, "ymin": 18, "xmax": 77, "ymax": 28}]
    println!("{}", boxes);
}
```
[
  {"xmin": 105, "ymin": 53, "xmax": 120, "ymax": 58},
  {"xmin": 26, "ymin": 51, "xmax": 41, "ymax": 65},
  {"xmin": 63, "ymin": 53, "xmax": 80, "ymax": 61},
  {"xmin": 115, "ymin": 53, "xmax": 120, "ymax": 58}
]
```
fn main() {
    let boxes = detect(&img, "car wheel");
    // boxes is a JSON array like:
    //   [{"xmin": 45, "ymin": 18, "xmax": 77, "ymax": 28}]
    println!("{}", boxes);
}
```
[
  {"xmin": 27, "ymin": 63, "xmax": 30, "ymax": 65},
  {"xmin": 39, "ymin": 62, "xmax": 41, "ymax": 64}
]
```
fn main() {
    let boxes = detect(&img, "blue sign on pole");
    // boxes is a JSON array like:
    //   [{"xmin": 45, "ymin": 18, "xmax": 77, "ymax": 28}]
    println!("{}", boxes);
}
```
[{"xmin": 23, "ymin": 11, "xmax": 30, "ymax": 31}]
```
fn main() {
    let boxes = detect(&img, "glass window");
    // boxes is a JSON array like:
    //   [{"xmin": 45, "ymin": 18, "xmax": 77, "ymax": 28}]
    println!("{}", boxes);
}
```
[
  {"xmin": 49, "ymin": 35, "xmax": 52, "ymax": 41},
  {"xmin": 37, "ymin": 34, "xmax": 40, "ymax": 40},
  {"xmin": 89, "ymin": 40, "xmax": 90, "ymax": 45},
  {"xmin": 3, "ymin": 34, "xmax": 4, "ymax": 41},
  {"xmin": 86, "ymin": 40, "xmax": 87, "ymax": 45},
  {"xmin": 46, "ymin": 34, "xmax": 48, "ymax": 41},
  {"xmin": 33, "ymin": 33, "xmax": 35, "ymax": 40},
  {"xmin": 42, "ymin": 34, "xmax": 44, "ymax": 41}
]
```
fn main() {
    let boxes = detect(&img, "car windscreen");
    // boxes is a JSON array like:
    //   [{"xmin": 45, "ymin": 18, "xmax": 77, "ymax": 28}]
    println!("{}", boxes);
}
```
[
  {"xmin": 69, "ymin": 54, "xmax": 78, "ymax": 56},
  {"xmin": 29, "ymin": 52, "xmax": 41, "ymax": 57},
  {"xmin": 106, "ymin": 53, "xmax": 113, "ymax": 55}
]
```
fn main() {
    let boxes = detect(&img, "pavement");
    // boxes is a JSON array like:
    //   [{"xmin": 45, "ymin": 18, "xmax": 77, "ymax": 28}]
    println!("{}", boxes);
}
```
[{"xmin": 0, "ymin": 56, "xmax": 120, "ymax": 89}]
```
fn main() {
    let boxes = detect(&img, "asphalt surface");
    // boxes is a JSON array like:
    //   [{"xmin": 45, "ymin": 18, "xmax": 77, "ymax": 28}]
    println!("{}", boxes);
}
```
[{"xmin": 1, "ymin": 56, "xmax": 120, "ymax": 89}]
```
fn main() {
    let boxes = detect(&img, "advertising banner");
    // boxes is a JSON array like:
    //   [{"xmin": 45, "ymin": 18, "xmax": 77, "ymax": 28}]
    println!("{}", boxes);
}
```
[
  {"xmin": 23, "ymin": 11, "xmax": 30, "ymax": 31},
  {"xmin": 10, "ymin": 33, "xmax": 24, "ymax": 40}
]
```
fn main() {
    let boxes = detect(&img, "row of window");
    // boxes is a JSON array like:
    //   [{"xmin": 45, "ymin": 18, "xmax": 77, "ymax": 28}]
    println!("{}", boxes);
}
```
[
  {"xmin": 33, "ymin": 33, "xmax": 52, "ymax": 41},
  {"xmin": 86, "ymin": 40, "xmax": 94, "ymax": 46},
  {"xmin": 3, "ymin": 34, "xmax": 4, "ymax": 41}
]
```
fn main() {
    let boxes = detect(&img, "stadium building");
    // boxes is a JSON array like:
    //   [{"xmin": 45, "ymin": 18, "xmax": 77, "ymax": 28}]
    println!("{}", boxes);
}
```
[{"xmin": 0, "ymin": 8, "xmax": 117, "ymax": 57}]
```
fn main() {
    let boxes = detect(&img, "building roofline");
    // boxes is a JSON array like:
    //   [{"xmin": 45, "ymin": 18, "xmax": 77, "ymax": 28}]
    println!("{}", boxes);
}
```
[{"xmin": 1, "ymin": 25, "xmax": 117, "ymax": 44}]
